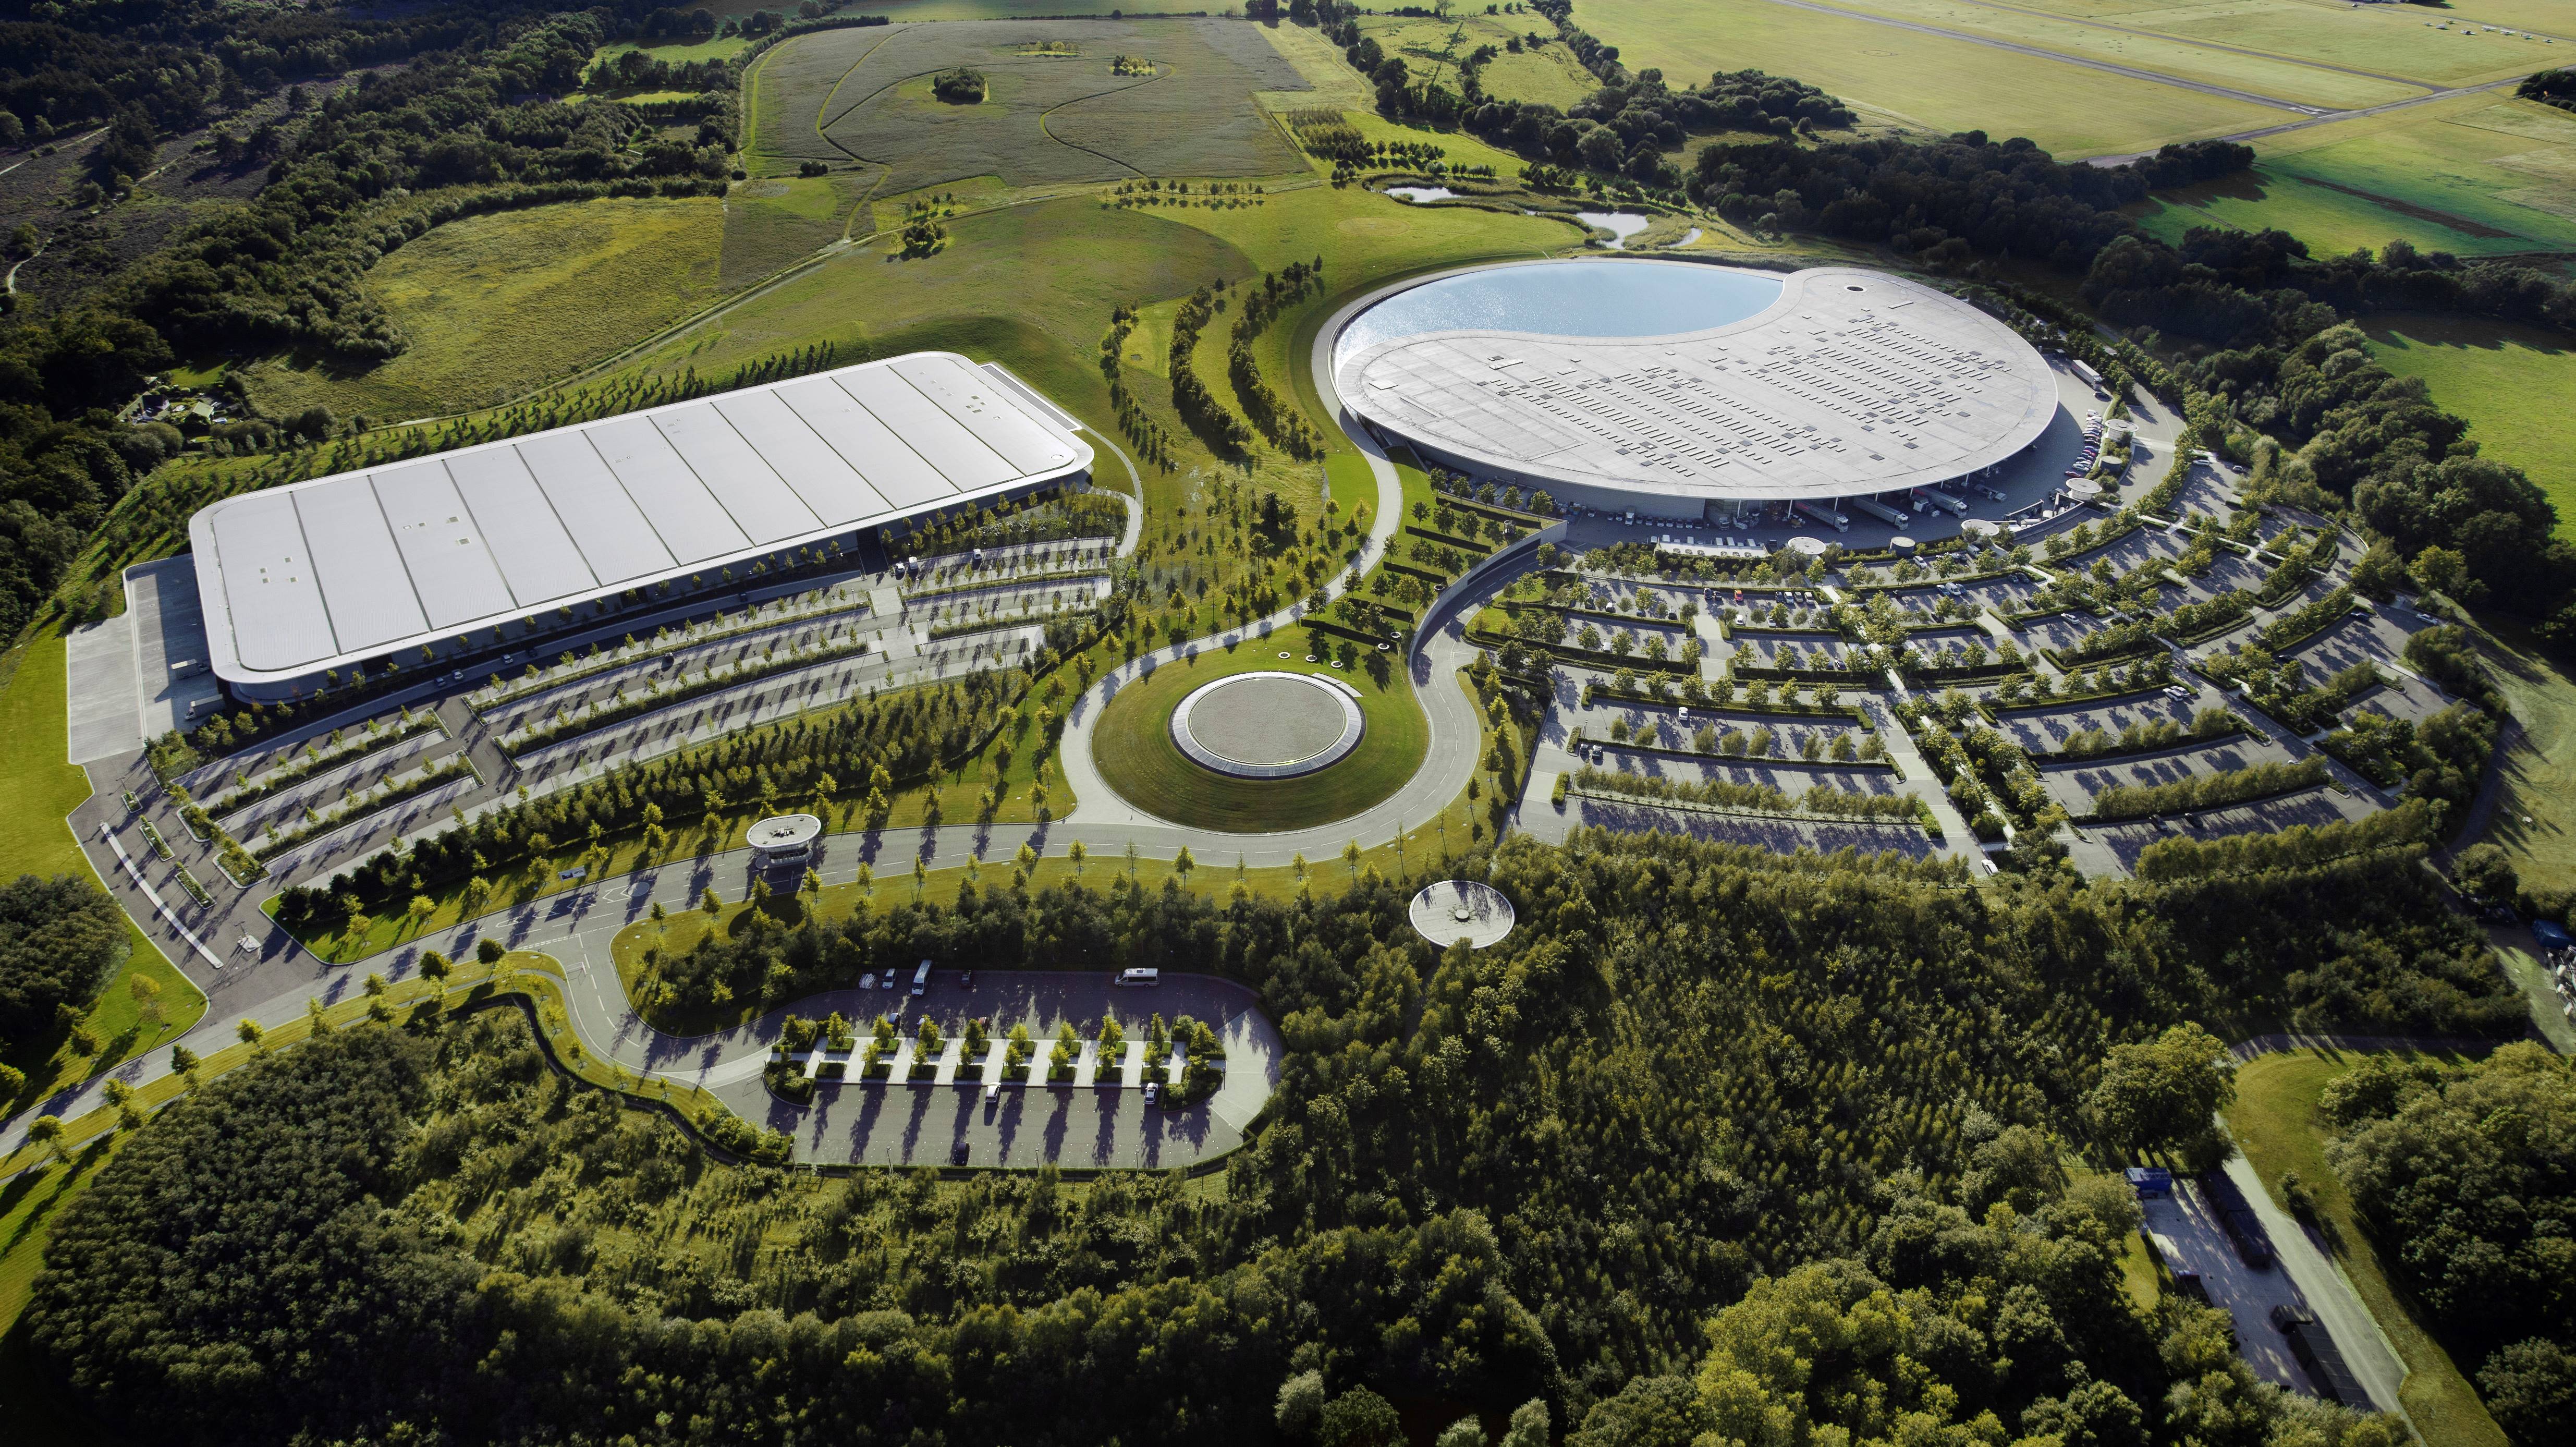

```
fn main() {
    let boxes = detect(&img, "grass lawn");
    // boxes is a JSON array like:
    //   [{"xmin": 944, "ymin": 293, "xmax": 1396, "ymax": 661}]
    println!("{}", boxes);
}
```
[
  {"xmin": 1090, "ymin": 638, "xmax": 1426, "ymax": 832},
  {"xmin": 2226, "ymin": 1050, "xmax": 2508, "ymax": 1447},
  {"xmin": 2366, "ymin": 314, "xmax": 2576, "ymax": 534},
  {"xmin": 0, "ymin": 631, "xmax": 204, "ymax": 1116},
  {"xmin": 1577, "ymin": 0, "xmax": 2284, "ymax": 157},
  {"xmin": 587, "ymin": 34, "xmax": 752, "ymax": 76},
  {"xmin": 2140, "ymin": 98, "xmax": 2576, "ymax": 259},
  {"xmin": 2462, "ymin": 615, "xmax": 2576, "ymax": 895},
  {"xmin": 240, "ymin": 196, "xmax": 725, "ymax": 422}
]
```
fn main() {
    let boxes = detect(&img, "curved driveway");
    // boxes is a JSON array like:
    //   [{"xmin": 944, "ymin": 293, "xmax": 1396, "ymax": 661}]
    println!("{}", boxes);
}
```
[{"xmin": 11, "ymin": 324, "xmax": 1509, "ymax": 1161}]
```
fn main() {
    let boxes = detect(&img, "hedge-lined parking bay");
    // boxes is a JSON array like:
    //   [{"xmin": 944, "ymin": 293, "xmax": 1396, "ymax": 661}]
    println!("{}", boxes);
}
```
[{"xmin": 1090, "ymin": 637, "xmax": 1427, "ymax": 832}]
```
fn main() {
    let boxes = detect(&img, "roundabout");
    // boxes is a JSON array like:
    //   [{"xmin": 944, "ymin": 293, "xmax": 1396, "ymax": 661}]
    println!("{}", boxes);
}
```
[
  {"xmin": 1086, "ymin": 646, "xmax": 1430, "ymax": 833},
  {"xmin": 1170, "ymin": 671, "xmax": 1364, "ymax": 779}
]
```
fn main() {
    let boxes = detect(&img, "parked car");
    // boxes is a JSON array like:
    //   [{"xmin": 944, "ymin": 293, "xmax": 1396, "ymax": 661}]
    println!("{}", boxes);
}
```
[{"xmin": 1142, "ymin": 1080, "xmax": 1159, "ymax": 1104}]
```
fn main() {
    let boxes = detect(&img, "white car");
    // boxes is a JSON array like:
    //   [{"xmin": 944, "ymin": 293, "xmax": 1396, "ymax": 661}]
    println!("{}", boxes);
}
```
[{"xmin": 1142, "ymin": 1081, "xmax": 1159, "ymax": 1104}]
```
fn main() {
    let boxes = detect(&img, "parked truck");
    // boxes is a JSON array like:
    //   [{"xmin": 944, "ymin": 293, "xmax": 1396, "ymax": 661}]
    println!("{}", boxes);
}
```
[
  {"xmin": 1910, "ymin": 487, "xmax": 1970, "ymax": 517},
  {"xmin": 2197, "ymin": 1171, "xmax": 2276, "ymax": 1270},
  {"xmin": 2271, "ymin": 1305, "xmax": 2367, "ymax": 1406},
  {"xmin": 1847, "ymin": 494, "xmax": 1910, "ymax": 527},
  {"xmin": 1792, "ymin": 499, "xmax": 1849, "ymax": 532}
]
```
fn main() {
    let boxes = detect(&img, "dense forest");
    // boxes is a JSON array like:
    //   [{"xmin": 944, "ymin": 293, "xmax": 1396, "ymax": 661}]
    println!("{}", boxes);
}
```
[
  {"xmin": 25, "ymin": 824, "xmax": 2515, "ymax": 1444},
  {"xmin": 0, "ymin": 873, "xmax": 127, "ymax": 1074},
  {"xmin": 2318, "ymin": 1045, "xmax": 2575, "ymax": 1444},
  {"xmin": 0, "ymin": 0, "xmax": 749, "ymax": 642}
]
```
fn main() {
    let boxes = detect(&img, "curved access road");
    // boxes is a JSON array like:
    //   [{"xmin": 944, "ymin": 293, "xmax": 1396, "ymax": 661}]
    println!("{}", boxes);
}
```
[{"xmin": 9, "ymin": 283, "xmax": 1523, "ymax": 1161}]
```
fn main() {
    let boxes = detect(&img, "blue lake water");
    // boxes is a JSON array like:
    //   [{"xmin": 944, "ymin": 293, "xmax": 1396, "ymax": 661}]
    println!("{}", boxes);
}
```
[{"xmin": 1334, "ymin": 260, "xmax": 1784, "ymax": 367}]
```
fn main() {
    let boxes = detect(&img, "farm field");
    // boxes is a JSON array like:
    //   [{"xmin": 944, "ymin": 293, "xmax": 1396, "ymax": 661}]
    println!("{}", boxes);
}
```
[
  {"xmin": 1576, "ymin": 0, "xmax": 2286, "ymax": 157},
  {"xmin": 2366, "ymin": 313, "xmax": 2576, "ymax": 532},
  {"xmin": 2137, "ymin": 97, "xmax": 2576, "ymax": 259},
  {"xmin": 240, "ymin": 196, "xmax": 724, "ymax": 423},
  {"xmin": 1355, "ymin": 12, "xmax": 1600, "ymax": 111},
  {"xmin": 757, "ymin": 19, "xmax": 1309, "ymax": 197},
  {"xmin": 1963, "ymin": 0, "xmax": 2554, "ymax": 87},
  {"xmin": 1805, "ymin": 0, "xmax": 2424, "ymax": 109}
]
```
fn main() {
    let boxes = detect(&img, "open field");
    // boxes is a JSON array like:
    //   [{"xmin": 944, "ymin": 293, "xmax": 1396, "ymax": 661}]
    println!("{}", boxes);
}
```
[
  {"xmin": 1355, "ymin": 12, "xmax": 1600, "ymax": 111},
  {"xmin": 584, "ymin": 32, "xmax": 752, "ymax": 79},
  {"xmin": 719, "ymin": 171, "xmax": 873, "ymax": 289},
  {"xmin": 241, "ymin": 196, "xmax": 723, "ymax": 422},
  {"xmin": 1873, "ymin": 0, "xmax": 2549, "ymax": 90},
  {"xmin": 2367, "ymin": 313, "xmax": 2576, "ymax": 530},
  {"xmin": 1812, "ymin": 0, "xmax": 2423, "ymax": 108},
  {"xmin": 0, "ymin": 633, "xmax": 202, "ymax": 1118},
  {"xmin": 1580, "ymin": 0, "xmax": 2292, "ymax": 157},
  {"xmin": 758, "ymin": 19, "xmax": 1309, "ymax": 195},
  {"xmin": 2226, "ymin": 1049, "xmax": 2509, "ymax": 1447},
  {"xmin": 2465, "ymin": 618, "xmax": 2576, "ymax": 896},
  {"xmin": 2138, "ymin": 98, "xmax": 2576, "ymax": 259}
]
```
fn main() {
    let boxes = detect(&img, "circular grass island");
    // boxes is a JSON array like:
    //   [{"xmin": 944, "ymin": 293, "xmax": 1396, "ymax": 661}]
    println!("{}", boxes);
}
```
[
  {"xmin": 1170, "ymin": 671, "xmax": 1364, "ymax": 779},
  {"xmin": 1091, "ymin": 643, "xmax": 1426, "ymax": 831}
]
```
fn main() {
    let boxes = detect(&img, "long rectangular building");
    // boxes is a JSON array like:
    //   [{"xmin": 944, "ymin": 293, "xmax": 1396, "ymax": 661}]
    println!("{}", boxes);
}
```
[{"xmin": 189, "ymin": 352, "xmax": 1092, "ymax": 699}]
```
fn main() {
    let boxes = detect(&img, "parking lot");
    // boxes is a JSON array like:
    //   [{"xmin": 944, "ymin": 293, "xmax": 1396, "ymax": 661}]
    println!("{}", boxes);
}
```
[
  {"xmin": 2079, "ymin": 785, "xmax": 2378, "ymax": 871},
  {"xmin": 1525, "ymin": 788, "xmax": 1943, "ymax": 858},
  {"xmin": 2037, "ymin": 733, "xmax": 2300, "ymax": 814},
  {"xmin": 734, "ymin": 969, "xmax": 1279, "ymax": 1170},
  {"xmin": 1991, "ymin": 687, "xmax": 2203, "ymax": 754}
]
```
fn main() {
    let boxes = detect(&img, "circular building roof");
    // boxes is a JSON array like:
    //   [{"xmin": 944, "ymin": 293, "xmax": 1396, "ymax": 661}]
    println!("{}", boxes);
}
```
[
  {"xmin": 747, "ymin": 813, "xmax": 822, "ymax": 850},
  {"xmin": 1409, "ymin": 880, "xmax": 1516, "ymax": 949},
  {"xmin": 1336, "ymin": 263, "xmax": 2056, "ymax": 506},
  {"xmin": 1170, "ymin": 672, "xmax": 1365, "ymax": 779}
]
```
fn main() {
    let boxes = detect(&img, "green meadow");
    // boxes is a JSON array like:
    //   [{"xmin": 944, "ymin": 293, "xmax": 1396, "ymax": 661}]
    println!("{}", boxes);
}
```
[
  {"xmin": 2367, "ymin": 313, "xmax": 2576, "ymax": 535},
  {"xmin": 241, "ymin": 196, "xmax": 724, "ymax": 422},
  {"xmin": 2139, "ymin": 98, "xmax": 2576, "ymax": 259}
]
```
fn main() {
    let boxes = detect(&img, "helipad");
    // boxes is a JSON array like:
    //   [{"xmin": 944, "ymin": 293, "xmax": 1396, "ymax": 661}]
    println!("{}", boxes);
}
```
[
  {"xmin": 1409, "ymin": 880, "xmax": 1516, "ymax": 949},
  {"xmin": 1170, "ymin": 672, "xmax": 1364, "ymax": 779}
]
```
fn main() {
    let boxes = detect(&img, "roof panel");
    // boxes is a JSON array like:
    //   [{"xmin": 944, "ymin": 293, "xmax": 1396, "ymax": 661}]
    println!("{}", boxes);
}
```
[
  {"xmin": 205, "ymin": 491, "xmax": 337, "ymax": 673},
  {"xmin": 710, "ymin": 388, "xmax": 893, "ymax": 526},
  {"xmin": 189, "ymin": 353, "xmax": 1092, "ymax": 685},
  {"xmin": 650, "ymin": 407, "xmax": 820, "ymax": 546},
  {"xmin": 835, "ymin": 368, "xmax": 1015, "ymax": 492},
  {"xmin": 771, "ymin": 375, "xmax": 955, "ymax": 510},
  {"xmin": 514, "ymin": 430, "xmax": 678, "ymax": 583},
  {"xmin": 444, "ymin": 445, "xmax": 596, "ymax": 605},
  {"xmin": 294, "ymin": 483, "xmax": 426, "ymax": 652},
  {"xmin": 891, "ymin": 354, "xmax": 1080, "ymax": 475},
  {"xmin": 371, "ymin": 460, "xmax": 517, "ymax": 630},
  {"xmin": 587, "ymin": 416, "xmax": 751, "ymax": 565}
]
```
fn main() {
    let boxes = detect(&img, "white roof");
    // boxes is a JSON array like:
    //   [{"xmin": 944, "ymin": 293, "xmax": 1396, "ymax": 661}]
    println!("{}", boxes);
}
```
[
  {"xmin": 190, "ymin": 353, "xmax": 1091, "ymax": 685},
  {"xmin": 1337, "ymin": 266, "xmax": 2056, "ymax": 503}
]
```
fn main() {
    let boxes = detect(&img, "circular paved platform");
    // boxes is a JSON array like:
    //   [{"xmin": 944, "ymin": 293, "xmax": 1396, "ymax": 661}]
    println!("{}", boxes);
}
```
[
  {"xmin": 1171, "ymin": 672, "xmax": 1364, "ymax": 779},
  {"xmin": 1410, "ymin": 880, "xmax": 1516, "ymax": 949}
]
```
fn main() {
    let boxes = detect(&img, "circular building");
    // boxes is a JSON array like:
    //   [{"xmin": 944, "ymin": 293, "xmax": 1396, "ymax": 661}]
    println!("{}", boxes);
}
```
[
  {"xmin": 1409, "ymin": 880, "xmax": 1516, "ymax": 950},
  {"xmin": 748, "ymin": 813, "xmax": 822, "ymax": 869},
  {"xmin": 1334, "ymin": 260, "xmax": 2056, "ymax": 528},
  {"xmin": 1170, "ymin": 672, "xmax": 1365, "ymax": 780}
]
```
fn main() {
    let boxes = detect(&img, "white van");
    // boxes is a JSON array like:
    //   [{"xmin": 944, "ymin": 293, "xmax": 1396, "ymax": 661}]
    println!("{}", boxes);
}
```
[
  {"xmin": 912, "ymin": 960, "xmax": 932, "ymax": 995},
  {"xmin": 1116, "ymin": 968, "xmax": 1160, "ymax": 988}
]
